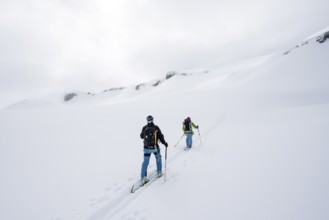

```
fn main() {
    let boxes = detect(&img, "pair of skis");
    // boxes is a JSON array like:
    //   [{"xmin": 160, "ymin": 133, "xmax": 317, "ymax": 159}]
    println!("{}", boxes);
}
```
[
  {"xmin": 131, "ymin": 171, "xmax": 163, "ymax": 193},
  {"xmin": 131, "ymin": 145, "xmax": 191, "ymax": 193},
  {"xmin": 131, "ymin": 147, "xmax": 168, "ymax": 193}
]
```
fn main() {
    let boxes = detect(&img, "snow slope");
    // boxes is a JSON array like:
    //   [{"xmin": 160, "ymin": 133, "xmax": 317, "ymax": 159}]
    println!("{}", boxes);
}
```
[{"xmin": 0, "ymin": 29, "xmax": 329, "ymax": 220}]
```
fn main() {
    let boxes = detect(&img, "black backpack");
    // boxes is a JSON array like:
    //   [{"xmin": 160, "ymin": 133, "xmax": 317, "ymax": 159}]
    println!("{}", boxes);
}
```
[
  {"xmin": 143, "ymin": 125, "xmax": 157, "ymax": 148},
  {"xmin": 184, "ymin": 119, "xmax": 191, "ymax": 132}
]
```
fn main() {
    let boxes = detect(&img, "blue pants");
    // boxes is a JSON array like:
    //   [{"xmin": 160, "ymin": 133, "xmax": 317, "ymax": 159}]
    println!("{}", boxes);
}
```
[
  {"xmin": 186, "ymin": 133, "xmax": 193, "ymax": 147},
  {"xmin": 141, "ymin": 148, "xmax": 162, "ymax": 179}
]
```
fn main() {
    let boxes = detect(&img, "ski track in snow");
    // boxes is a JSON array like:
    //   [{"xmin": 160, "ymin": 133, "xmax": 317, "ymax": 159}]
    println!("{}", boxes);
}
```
[
  {"xmin": 198, "ymin": 112, "xmax": 226, "ymax": 140},
  {"xmin": 86, "ymin": 147, "xmax": 188, "ymax": 220}
]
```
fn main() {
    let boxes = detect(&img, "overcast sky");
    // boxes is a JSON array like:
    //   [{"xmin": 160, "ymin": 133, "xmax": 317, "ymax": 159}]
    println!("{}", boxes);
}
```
[{"xmin": 0, "ymin": 0, "xmax": 328, "ymax": 108}]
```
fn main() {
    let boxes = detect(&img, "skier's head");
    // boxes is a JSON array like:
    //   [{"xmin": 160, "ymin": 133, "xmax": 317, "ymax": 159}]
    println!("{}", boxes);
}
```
[
  {"xmin": 186, "ymin": 117, "xmax": 191, "ymax": 121},
  {"xmin": 147, "ymin": 115, "xmax": 153, "ymax": 123}
]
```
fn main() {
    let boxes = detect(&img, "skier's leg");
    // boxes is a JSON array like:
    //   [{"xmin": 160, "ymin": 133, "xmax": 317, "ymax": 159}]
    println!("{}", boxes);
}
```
[
  {"xmin": 154, "ymin": 149, "xmax": 162, "ymax": 173},
  {"xmin": 185, "ymin": 133, "xmax": 188, "ymax": 146},
  {"xmin": 141, "ymin": 149, "xmax": 151, "ymax": 179},
  {"xmin": 187, "ymin": 134, "xmax": 192, "ymax": 147}
]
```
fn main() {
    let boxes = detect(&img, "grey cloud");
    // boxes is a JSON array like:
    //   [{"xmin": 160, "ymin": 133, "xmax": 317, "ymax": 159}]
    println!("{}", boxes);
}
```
[{"xmin": 0, "ymin": 0, "xmax": 329, "ymax": 108}]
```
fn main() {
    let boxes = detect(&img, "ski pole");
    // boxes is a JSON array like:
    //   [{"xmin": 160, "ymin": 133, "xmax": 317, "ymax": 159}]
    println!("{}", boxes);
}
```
[
  {"xmin": 174, "ymin": 133, "xmax": 185, "ymax": 147},
  {"xmin": 164, "ymin": 147, "xmax": 168, "ymax": 182},
  {"xmin": 197, "ymin": 128, "xmax": 203, "ymax": 147}
]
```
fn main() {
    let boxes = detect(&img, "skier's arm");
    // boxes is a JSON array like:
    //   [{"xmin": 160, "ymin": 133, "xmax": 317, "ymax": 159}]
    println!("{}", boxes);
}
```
[
  {"xmin": 140, "ymin": 126, "xmax": 145, "ymax": 139},
  {"xmin": 156, "ymin": 126, "xmax": 167, "ymax": 145},
  {"xmin": 191, "ymin": 122, "xmax": 198, "ymax": 129}
]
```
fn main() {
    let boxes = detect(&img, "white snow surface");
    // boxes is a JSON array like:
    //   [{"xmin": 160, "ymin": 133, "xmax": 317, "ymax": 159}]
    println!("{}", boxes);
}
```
[{"xmin": 1, "ymin": 31, "xmax": 329, "ymax": 220}]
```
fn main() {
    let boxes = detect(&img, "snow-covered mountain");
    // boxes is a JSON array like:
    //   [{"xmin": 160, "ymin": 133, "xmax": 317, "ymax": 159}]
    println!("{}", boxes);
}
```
[{"xmin": 0, "ymin": 27, "xmax": 329, "ymax": 220}]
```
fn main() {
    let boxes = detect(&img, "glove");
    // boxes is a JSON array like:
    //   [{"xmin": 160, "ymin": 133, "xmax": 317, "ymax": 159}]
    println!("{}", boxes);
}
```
[
  {"xmin": 196, "ymin": 125, "xmax": 199, "ymax": 129},
  {"xmin": 164, "ymin": 142, "xmax": 168, "ymax": 148}
]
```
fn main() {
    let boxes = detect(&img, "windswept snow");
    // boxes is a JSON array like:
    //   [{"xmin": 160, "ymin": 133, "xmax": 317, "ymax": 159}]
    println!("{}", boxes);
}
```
[{"xmin": 0, "ymin": 28, "xmax": 329, "ymax": 220}]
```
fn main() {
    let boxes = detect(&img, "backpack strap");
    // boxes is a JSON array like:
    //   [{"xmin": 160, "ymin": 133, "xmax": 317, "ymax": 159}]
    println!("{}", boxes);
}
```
[{"xmin": 154, "ymin": 129, "xmax": 158, "ymax": 149}]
